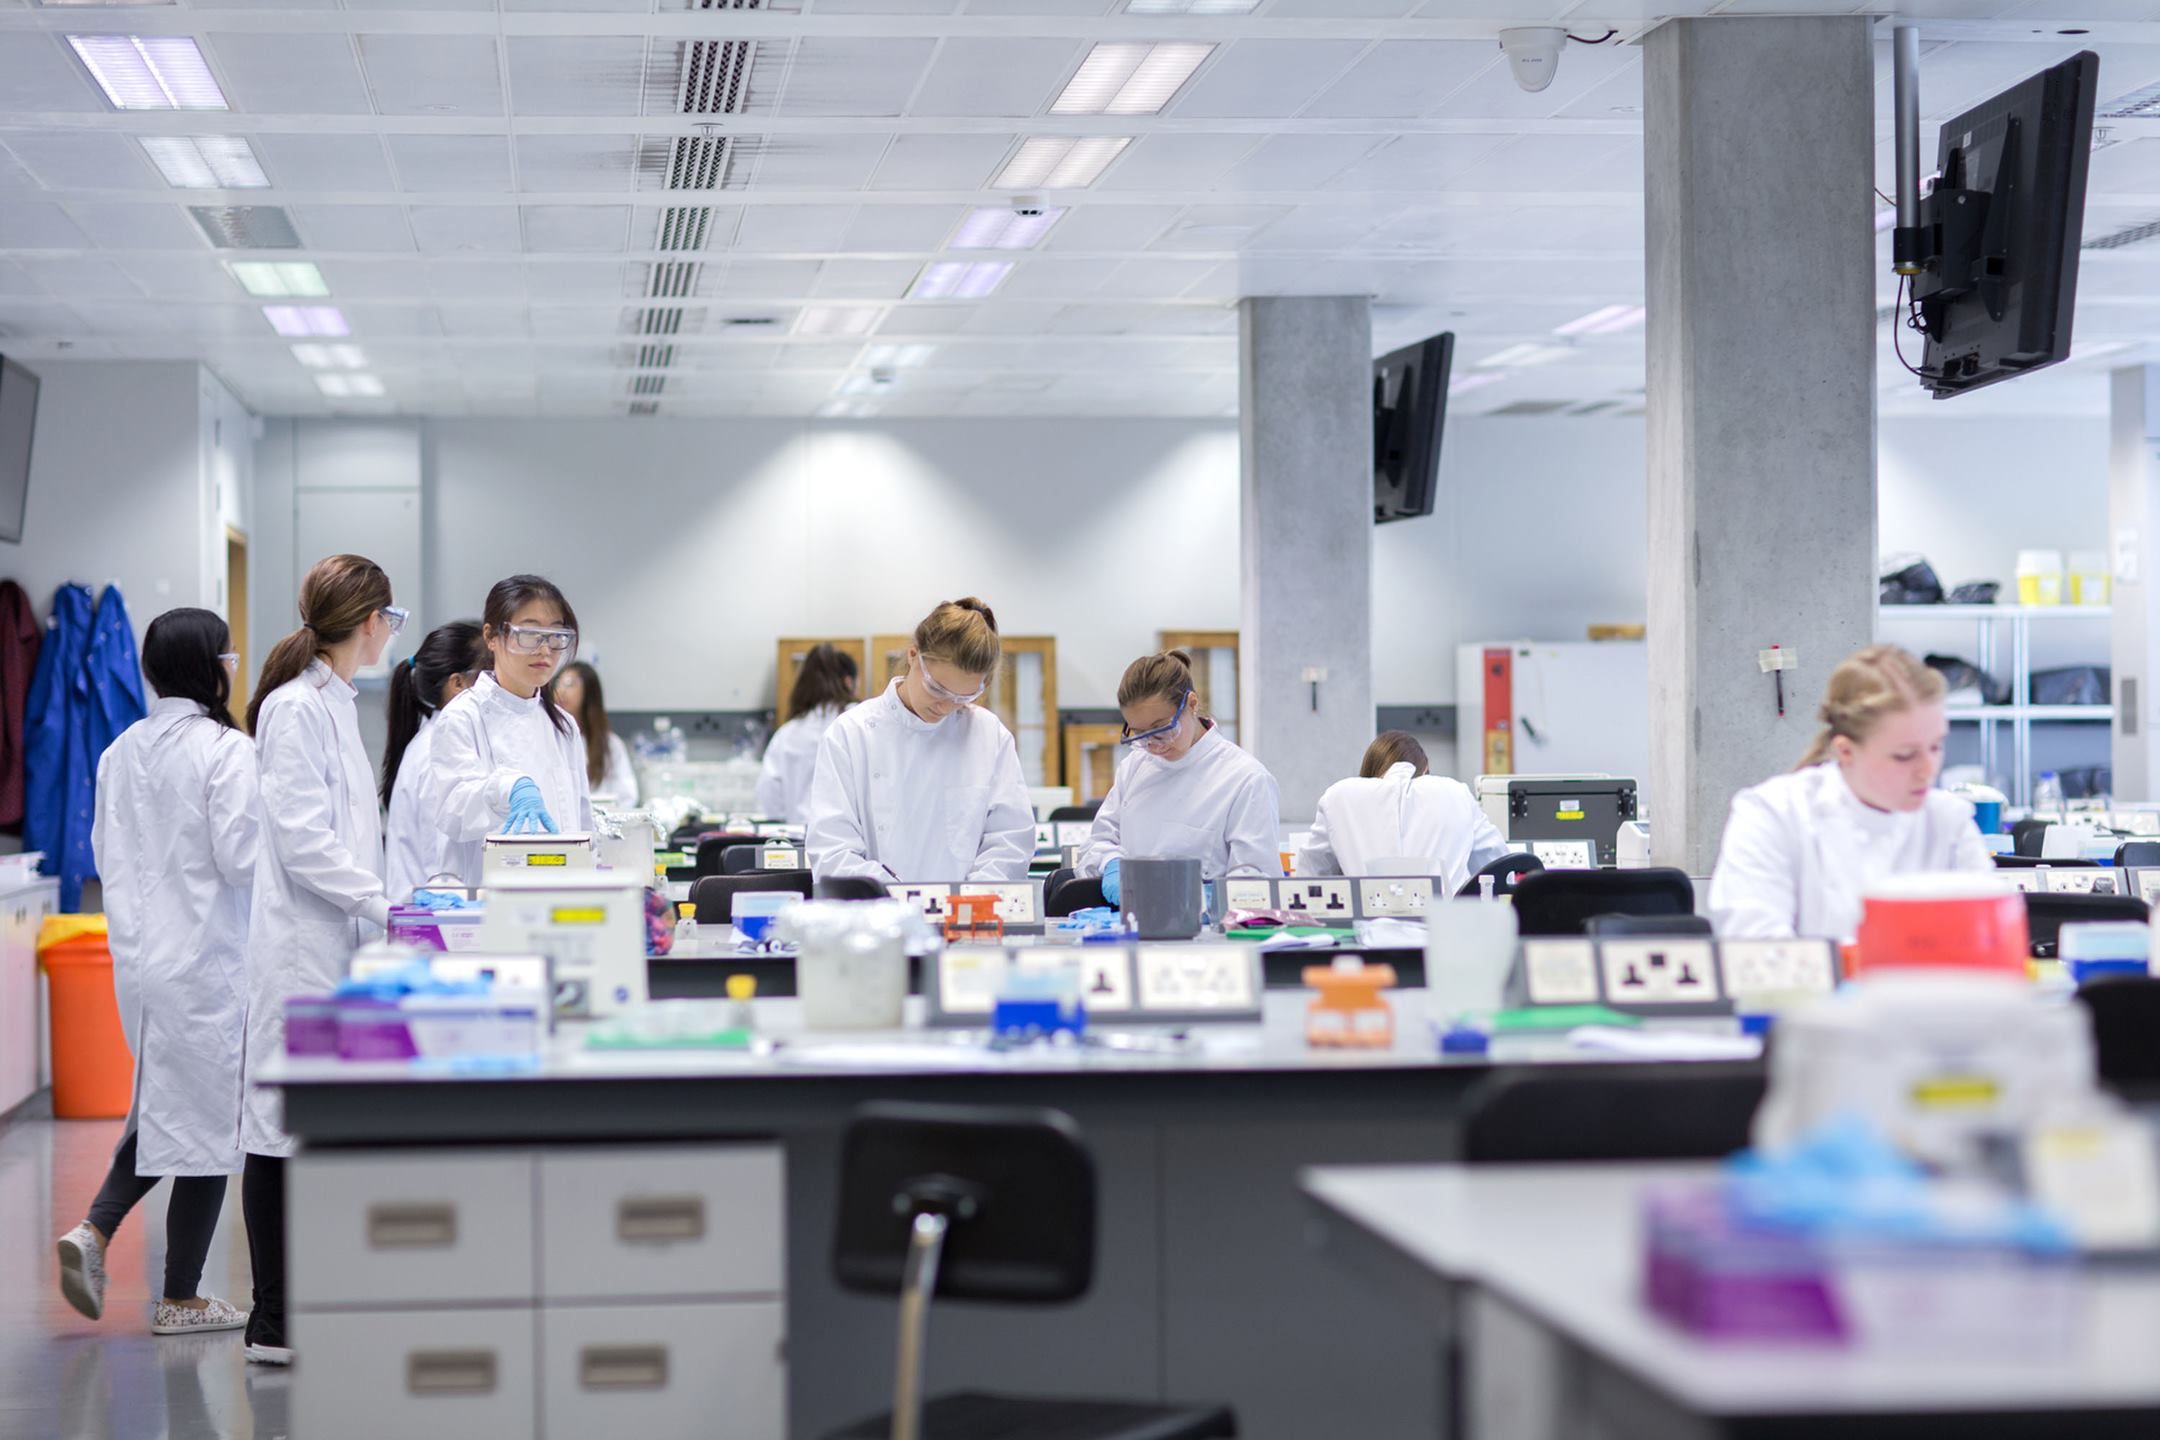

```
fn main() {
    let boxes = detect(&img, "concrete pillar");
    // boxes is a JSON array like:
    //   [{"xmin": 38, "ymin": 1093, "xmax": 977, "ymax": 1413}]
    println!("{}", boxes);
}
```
[
  {"xmin": 2109, "ymin": 366, "xmax": 2160, "ymax": 798},
  {"xmin": 1644, "ymin": 16, "xmax": 1879, "ymax": 874},
  {"xmin": 1238, "ymin": 295, "xmax": 1374, "ymax": 822}
]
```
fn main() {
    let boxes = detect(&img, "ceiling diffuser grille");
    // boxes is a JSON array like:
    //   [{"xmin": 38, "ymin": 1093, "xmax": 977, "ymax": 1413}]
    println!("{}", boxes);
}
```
[
  {"xmin": 630, "ymin": 400, "xmax": 660, "ymax": 416},
  {"xmin": 633, "ymin": 375, "xmax": 667, "ymax": 397},
  {"xmin": 2086, "ymin": 217, "xmax": 2160, "ymax": 252},
  {"xmin": 2100, "ymin": 81, "xmax": 2160, "ymax": 119},
  {"xmin": 638, "ymin": 343, "xmax": 676, "ymax": 369},
  {"xmin": 190, "ymin": 205, "xmax": 302, "ymax": 250},
  {"xmin": 656, "ymin": 206, "xmax": 713, "ymax": 253}
]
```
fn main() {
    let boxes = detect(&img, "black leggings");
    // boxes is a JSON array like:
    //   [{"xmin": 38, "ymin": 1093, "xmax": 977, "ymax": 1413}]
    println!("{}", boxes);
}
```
[
  {"xmin": 241, "ymin": 1153, "xmax": 286, "ymax": 1340},
  {"xmin": 85, "ymin": 1128, "xmax": 227, "ymax": 1302}
]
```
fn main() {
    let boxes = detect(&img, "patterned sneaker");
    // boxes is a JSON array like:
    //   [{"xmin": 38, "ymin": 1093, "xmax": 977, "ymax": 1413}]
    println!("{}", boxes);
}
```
[
  {"xmin": 56, "ymin": 1223, "xmax": 107, "ymax": 1321},
  {"xmin": 153, "ymin": 1296, "xmax": 248, "ymax": 1336}
]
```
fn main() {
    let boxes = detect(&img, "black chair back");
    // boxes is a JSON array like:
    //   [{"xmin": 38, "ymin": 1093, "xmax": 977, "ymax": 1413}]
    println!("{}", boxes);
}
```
[
  {"xmin": 1455, "ymin": 851, "xmax": 1544, "ymax": 899},
  {"xmin": 2117, "ymin": 841, "xmax": 2160, "ymax": 869},
  {"xmin": 834, "ymin": 1102, "xmax": 1095, "ymax": 1304},
  {"xmin": 1993, "ymin": 854, "xmax": 2097, "ymax": 869},
  {"xmin": 1047, "ymin": 803, "xmax": 1101, "ymax": 824},
  {"xmin": 2022, "ymin": 891, "xmax": 2149, "ymax": 958},
  {"xmin": 690, "ymin": 870, "xmax": 812, "ymax": 923},
  {"xmin": 1509, "ymin": 867, "xmax": 1696, "ymax": 937},
  {"xmin": 694, "ymin": 832, "xmax": 761, "ymax": 877},
  {"xmin": 1460, "ymin": 1069, "xmax": 1765, "ymax": 1163},
  {"xmin": 1585, "ymin": 912, "xmax": 1714, "ymax": 939},
  {"xmin": 2077, "ymin": 975, "xmax": 2160, "ymax": 1087},
  {"xmin": 720, "ymin": 843, "xmax": 765, "ymax": 876},
  {"xmin": 1045, "ymin": 868, "xmax": 1108, "ymax": 917},
  {"xmin": 2012, "ymin": 818, "xmax": 2052, "ymax": 857},
  {"xmin": 814, "ymin": 875, "xmax": 891, "ymax": 901}
]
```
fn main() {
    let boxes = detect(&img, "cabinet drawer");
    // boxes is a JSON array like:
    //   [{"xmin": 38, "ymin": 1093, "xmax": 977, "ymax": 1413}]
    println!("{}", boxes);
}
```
[
  {"xmin": 292, "ymin": 1151, "xmax": 536, "ymax": 1306},
  {"xmin": 541, "ymin": 1300, "xmax": 784, "ymax": 1440},
  {"xmin": 295, "ymin": 1308, "xmax": 535, "ymax": 1440},
  {"xmin": 538, "ymin": 1145, "xmax": 783, "ymax": 1301}
]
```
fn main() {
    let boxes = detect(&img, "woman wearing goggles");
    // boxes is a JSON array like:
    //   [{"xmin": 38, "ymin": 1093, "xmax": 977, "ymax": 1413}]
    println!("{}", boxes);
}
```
[
  {"xmin": 804, "ymin": 597, "xmax": 1034, "ymax": 883},
  {"xmin": 1077, "ymin": 650, "xmax": 1284, "ymax": 905}
]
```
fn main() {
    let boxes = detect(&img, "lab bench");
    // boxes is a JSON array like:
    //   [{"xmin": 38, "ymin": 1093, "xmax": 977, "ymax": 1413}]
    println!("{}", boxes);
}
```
[
  {"xmin": 262, "ymin": 991, "xmax": 1762, "ymax": 1440},
  {"xmin": 1303, "ymin": 1161, "xmax": 2160, "ymax": 1439}
]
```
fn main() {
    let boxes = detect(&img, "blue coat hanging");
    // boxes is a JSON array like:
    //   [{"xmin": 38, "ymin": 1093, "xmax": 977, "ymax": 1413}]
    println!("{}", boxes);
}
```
[
  {"xmin": 83, "ymin": 584, "xmax": 146, "ymax": 764},
  {"xmin": 22, "ymin": 584, "xmax": 94, "ymax": 910}
]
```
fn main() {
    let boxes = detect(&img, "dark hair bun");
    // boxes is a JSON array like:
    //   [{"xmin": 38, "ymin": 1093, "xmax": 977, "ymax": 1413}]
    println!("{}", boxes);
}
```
[{"xmin": 954, "ymin": 596, "xmax": 998, "ymax": 631}]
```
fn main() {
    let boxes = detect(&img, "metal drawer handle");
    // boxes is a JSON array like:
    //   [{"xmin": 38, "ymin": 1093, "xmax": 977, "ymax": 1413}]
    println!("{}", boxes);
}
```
[
  {"xmin": 617, "ymin": 1194, "xmax": 704, "ymax": 1243},
  {"xmin": 368, "ymin": 1202, "xmax": 457, "ymax": 1249},
  {"xmin": 407, "ymin": 1349, "xmax": 497, "ymax": 1396},
  {"xmin": 579, "ymin": 1344, "xmax": 669, "ymax": 1391}
]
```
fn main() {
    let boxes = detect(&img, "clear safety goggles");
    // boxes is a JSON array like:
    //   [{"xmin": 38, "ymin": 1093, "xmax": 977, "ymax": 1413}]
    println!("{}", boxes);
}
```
[
  {"xmin": 380, "ymin": 605, "xmax": 409, "ymax": 637},
  {"xmin": 218, "ymin": 652, "xmax": 240, "ymax": 671},
  {"xmin": 1120, "ymin": 690, "xmax": 1190, "ymax": 749},
  {"xmin": 505, "ymin": 623, "xmax": 577, "ymax": 655},
  {"xmin": 916, "ymin": 654, "xmax": 986, "ymax": 706}
]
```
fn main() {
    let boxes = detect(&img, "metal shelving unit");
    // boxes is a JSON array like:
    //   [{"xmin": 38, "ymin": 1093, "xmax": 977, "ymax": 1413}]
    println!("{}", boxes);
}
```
[{"xmin": 1879, "ymin": 604, "xmax": 2112, "ymax": 807}]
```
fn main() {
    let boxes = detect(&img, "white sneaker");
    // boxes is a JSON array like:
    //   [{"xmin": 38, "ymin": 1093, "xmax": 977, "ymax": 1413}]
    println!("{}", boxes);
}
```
[
  {"xmin": 244, "ymin": 1343, "xmax": 293, "ymax": 1367},
  {"xmin": 153, "ymin": 1296, "xmax": 248, "ymax": 1336},
  {"xmin": 56, "ymin": 1223, "xmax": 107, "ymax": 1321}
]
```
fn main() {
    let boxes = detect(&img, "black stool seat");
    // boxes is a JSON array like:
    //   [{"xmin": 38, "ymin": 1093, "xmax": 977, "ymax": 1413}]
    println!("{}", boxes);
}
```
[{"xmin": 827, "ymin": 1392, "xmax": 1236, "ymax": 1440}]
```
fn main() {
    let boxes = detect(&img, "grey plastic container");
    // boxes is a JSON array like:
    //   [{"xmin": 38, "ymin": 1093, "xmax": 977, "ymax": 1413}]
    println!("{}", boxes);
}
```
[{"xmin": 1121, "ymin": 856, "xmax": 1205, "ymax": 940}]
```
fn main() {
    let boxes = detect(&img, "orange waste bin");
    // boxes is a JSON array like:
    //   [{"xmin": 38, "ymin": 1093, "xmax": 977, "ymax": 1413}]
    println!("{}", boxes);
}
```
[{"xmin": 38, "ymin": 921, "xmax": 133, "ymax": 1120}]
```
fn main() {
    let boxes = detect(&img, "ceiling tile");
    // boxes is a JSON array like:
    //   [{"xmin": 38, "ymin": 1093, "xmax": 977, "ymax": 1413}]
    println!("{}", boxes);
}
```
[
  {"xmin": 427, "ymin": 261, "xmax": 527, "ymax": 300},
  {"xmin": 209, "ymin": 32, "xmax": 376, "ymax": 116},
  {"xmin": 909, "ymin": 38, "xmax": 1084, "ymax": 116},
  {"xmin": 1041, "ymin": 205, "xmax": 1180, "ymax": 250},
  {"xmin": 411, "ymin": 206, "xmax": 524, "ymax": 255},
  {"xmin": 1303, "ymin": 40, "xmax": 1496, "ymax": 118},
  {"xmin": 0, "ymin": 34, "xmax": 103, "ymax": 115},
  {"xmin": 386, "ymin": 135, "xmax": 515, "ymax": 193},
  {"xmin": 809, "ymin": 258, "xmax": 920, "ymax": 298},
  {"xmin": 1094, "ymin": 135, "xmax": 1260, "ymax": 191},
  {"xmin": 439, "ymin": 304, "xmax": 532, "ymax": 338},
  {"xmin": 0, "ymin": 133, "xmax": 163, "ymax": 192},
  {"xmin": 522, "ymin": 204, "xmax": 631, "ymax": 252},
  {"xmin": 734, "ymin": 204, "xmax": 854, "ymax": 251},
  {"xmin": 357, "ymin": 34, "xmax": 505, "ymax": 117},
  {"xmin": 1430, "ymin": 38, "xmax": 1641, "ymax": 120},
  {"xmin": 868, "ymin": 134, "xmax": 1011, "ymax": 190},
  {"xmin": 63, "ymin": 203, "xmax": 208, "ymax": 252},
  {"xmin": 1323, "ymin": 134, "xmax": 1516, "ymax": 191},
  {"xmin": 842, "ymin": 205, "xmax": 962, "ymax": 252},
  {"xmin": 876, "ymin": 304, "xmax": 978, "ymax": 334},
  {"xmin": 705, "ymin": 259, "xmax": 823, "ymax": 296},
  {"xmin": 779, "ymin": 38, "xmax": 938, "ymax": 116},
  {"xmin": 1240, "ymin": 205, "xmax": 1385, "ymax": 253},
  {"xmin": 290, "ymin": 204, "xmax": 417, "ymax": 252},
  {"xmin": 21, "ymin": 258, "xmax": 142, "ymax": 301},
  {"xmin": 1172, "ymin": 40, "xmax": 1368, "ymax": 119},
  {"xmin": 1213, "ymin": 134, "xmax": 1387, "ymax": 191},
  {"xmin": 507, "ymin": 36, "xmax": 649, "ymax": 116},
  {"xmin": 1105, "ymin": 257, "xmax": 1217, "ymax": 298},
  {"xmin": 1151, "ymin": 205, "xmax": 1296, "ymax": 251},
  {"xmin": 998, "ymin": 257, "xmax": 1120, "ymax": 298},
  {"xmin": 525, "ymin": 262, "xmax": 644, "ymax": 299},
  {"xmin": 745, "ymin": 135, "xmax": 892, "ymax": 189},
  {"xmin": 113, "ymin": 255, "xmax": 244, "ymax": 301},
  {"xmin": 0, "ymin": 201, "xmax": 92, "ymax": 249},
  {"xmin": 516, "ymin": 134, "xmax": 639, "ymax": 193},
  {"xmin": 253, "ymin": 135, "xmax": 396, "ymax": 192}
]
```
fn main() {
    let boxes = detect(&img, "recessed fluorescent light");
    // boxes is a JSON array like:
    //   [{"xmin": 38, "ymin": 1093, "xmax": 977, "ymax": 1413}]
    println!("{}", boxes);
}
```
[
  {"xmin": 1053, "ymin": 41, "xmax": 1213, "ymax": 115},
  {"xmin": 291, "ymin": 343, "xmax": 366, "ymax": 369},
  {"xmin": 910, "ymin": 261, "xmax": 1011, "ymax": 301},
  {"xmin": 1126, "ymin": 0, "xmax": 1260, "ymax": 12},
  {"xmin": 950, "ymin": 206, "xmax": 1067, "ymax": 250},
  {"xmin": 1474, "ymin": 342, "xmax": 1573, "ymax": 370},
  {"xmin": 230, "ymin": 261, "xmax": 327, "ymax": 298},
  {"xmin": 995, "ymin": 136, "xmax": 1132, "ymax": 190},
  {"xmin": 836, "ymin": 374, "xmax": 879, "ymax": 398},
  {"xmin": 67, "ymin": 34, "xmax": 227, "ymax": 110},
  {"xmin": 314, "ymin": 373, "xmax": 384, "ymax": 399},
  {"xmin": 863, "ymin": 344, "xmax": 935, "ymax": 368},
  {"xmin": 1552, "ymin": 304, "xmax": 1645, "ymax": 338},
  {"xmin": 793, "ymin": 306, "xmax": 883, "ymax": 338},
  {"xmin": 140, "ymin": 135, "xmax": 266, "ymax": 189},
  {"xmin": 263, "ymin": 305, "xmax": 347, "ymax": 338}
]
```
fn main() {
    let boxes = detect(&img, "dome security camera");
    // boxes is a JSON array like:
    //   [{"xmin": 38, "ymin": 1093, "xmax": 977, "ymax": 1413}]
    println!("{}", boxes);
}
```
[{"xmin": 1498, "ymin": 28, "xmax": 1566, "ymax": 94}]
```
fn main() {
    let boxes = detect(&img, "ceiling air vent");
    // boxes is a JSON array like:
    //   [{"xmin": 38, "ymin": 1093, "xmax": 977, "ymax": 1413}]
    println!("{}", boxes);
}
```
[
  {"xmin": 630, "ymin": 400, "xmax": 660, "ymax": 416},
  {"xmin": 2100, "ymin": 80, "xmax": 2160, "ymax": 119},
  {"xmin": 650, "ymin": 260, "xmax": 700, "ymax": 298},
  {"xmin": 2086, "ymin": 216, "xmax": 2160, "ymax": 252},
  {"xmin": 190, "ymin": 206, "xmax": 301, "ymax": 250},
  {"xmin": 637, "ymin": 307, "xmax": 689, "ymax": 337},
  {"xmin": 632, "ymin": 375, "xmax": 667, "ymax": 397},
  {"xmin": 638, "ymin": 343, "xmax": 676, "ymax": 369}
]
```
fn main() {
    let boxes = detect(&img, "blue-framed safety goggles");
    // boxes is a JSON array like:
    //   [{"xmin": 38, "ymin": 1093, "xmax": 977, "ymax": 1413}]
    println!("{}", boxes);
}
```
[{"xmin": 1120, "ymin": 690, "xmax": 1190, "ymax": 748}]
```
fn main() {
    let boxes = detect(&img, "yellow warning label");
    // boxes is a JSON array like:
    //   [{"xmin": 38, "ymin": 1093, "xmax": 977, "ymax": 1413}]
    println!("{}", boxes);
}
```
[
  {"xmin": 549, "ymin": 906, "xmax": 607, "ymax": 926},
  {"xmin": 1911, "ymin": 1075, "xmax": 2000, "ymax": 1108},
  {"xmin": 1555, "ymin": 809, "xmax": 1585, "ymax": 821},
  {"xmin": 527, "ymin": 853, "xmax": 568, "ymax": 867}
]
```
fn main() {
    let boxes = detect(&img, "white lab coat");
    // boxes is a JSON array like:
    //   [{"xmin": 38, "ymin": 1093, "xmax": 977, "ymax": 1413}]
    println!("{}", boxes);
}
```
[
  {"xmin": 1078, "ymin": 725, "xmax": 1283, "ymax": 881},
  {"xmin": 92, "ymin": 698, "xmax": 260, "ymax": 1177},
  {"xmin": 243, "ymin": 661, "xmax": 389, "ymax": 1157},
  {"xmin": 757, "ymin": 704, "xmax": 840, "ymax": 825},
  {"xmin": 805, "ymin": 680, "xmax": 1033, "ymax": 882},
  {"xmin": 1707, "ymin": 761, "xmax": 1994, "ymax": 942},
  {"xmin": 1299, "ymin": 763, "xmax": 1510, "ymax": 892},
  {"xmin": 422, "ymin": 671, "xmax": 596, "ymax": 885},
  {"xmin": 384, "ymin": 715, "xmax": 457, "ymax": 902},
  {"xmin": 591, "ymin": 730, "xmax": 638, "ymax": 813}
]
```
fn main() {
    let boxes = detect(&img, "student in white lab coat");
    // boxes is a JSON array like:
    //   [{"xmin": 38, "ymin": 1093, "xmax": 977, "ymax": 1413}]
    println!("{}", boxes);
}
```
[
  {"xmin": 1299, "ymin": 731, "xmax": 1510, "ymax": 891},
  {"xmin": 241, "ymin": 553, "xmax": 402, "ymax": 1365},
  {"xmin": 1078, "ymin": 650, "xmax": 1282, "ymax": 898},
  {"xmin": 758, "ymin": 642, "xmax": 858, "ymax": 825},
  {"xmin": 380, "ymin": 620, "xmax": 485, "ymax": 903},
  {"xmin": 1708, "ymin": 644, "xmax": 1992, "ymax": 941},
  {"xmin": 423, "ymin": 575, "xmax": 596, "ymax": 884},
  {"xmin": 551, "ymin": 661, "xmax": 638, "ymax": 813},
  {"xmin": 806, "ymin": 598, "xmax": 1033, "ymax": 882},
  {"xmin": 56, "ymin": 610, "xmax": 259, "ymax": 1336}
]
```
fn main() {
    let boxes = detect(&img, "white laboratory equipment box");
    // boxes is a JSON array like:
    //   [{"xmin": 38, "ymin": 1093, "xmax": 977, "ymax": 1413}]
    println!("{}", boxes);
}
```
[{"xmin": 1456, "ymin": 641, "xmax": 1648, "ymax": 782}]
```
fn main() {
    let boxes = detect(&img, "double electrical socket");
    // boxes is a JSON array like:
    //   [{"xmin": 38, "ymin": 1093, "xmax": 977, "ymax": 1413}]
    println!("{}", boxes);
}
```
[
  {"xmin": 1358, "ymin": 877, "xmax": 1433, "ymax": 917},
  {"xmin": 886, "ymin": 883, "xmax": 1041, "ymax": 924},
  {"xmin": 1599, "ymin": 938, "xmax": 1720, "ymax": 1006},
  {"xmin": 1719, "ymin": 938, "xmax": 1837, "ymax": 998},
  {"xmin": 1279, "ymin": 879, "xmax": 1354, "ymax": 916}
]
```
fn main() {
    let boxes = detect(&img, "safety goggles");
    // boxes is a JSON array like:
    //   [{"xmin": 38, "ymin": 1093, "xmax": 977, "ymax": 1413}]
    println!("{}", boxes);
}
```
[
  {"xmin": 505, "ymin": 623, "xmax": 577, "ymax": 655},
  {"xmin": 379, "ymin": 605, "xmax": 409, "ymax": 637},
  {"xmin": 1120, "ymin": 690, "xmax": 1190, "ymax": 749},
  {"xmin": 218, "ymin": 652, "xmax": 239, "ymax": 670},
  {"xmin": 916, "ymin": 654, "xmax": 986, "ymax": 706}
]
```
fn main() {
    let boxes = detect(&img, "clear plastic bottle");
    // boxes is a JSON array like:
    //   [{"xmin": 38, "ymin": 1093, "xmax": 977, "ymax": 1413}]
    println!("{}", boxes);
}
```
[
  {"xmin": 2032, "ymin": 770, "xmax": 2064, "ymax": 822},
  {"xmin": 674, "ymin": 902, "xmax": 698, "ymax": 954}
]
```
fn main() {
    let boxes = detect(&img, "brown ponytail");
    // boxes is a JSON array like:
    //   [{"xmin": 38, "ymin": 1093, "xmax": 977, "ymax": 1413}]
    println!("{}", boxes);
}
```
[
  {"xmin": 914, "ymin": 597, "xmax": 1001, "ymax": 676},
  {"xmin": 1360, "ymin": 730, "xmax": 1429, "ymax": 778},
  {"xmin": 1117, "ymin": 649, "xmax": 1197, "ymax": 712},
  {"xmin": 1795, "ymin": 644, "xmax": 1946, "ymax": 769},
  {"xmin": 248, "ymin": 554, "xmax": 392, "ymax": 734}
]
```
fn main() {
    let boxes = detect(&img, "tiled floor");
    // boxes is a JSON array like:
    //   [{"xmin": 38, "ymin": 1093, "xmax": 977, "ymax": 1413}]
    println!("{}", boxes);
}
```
[{"xmin": 0, "ymin": 1104, "xmax": 283, "ymax": 1440}]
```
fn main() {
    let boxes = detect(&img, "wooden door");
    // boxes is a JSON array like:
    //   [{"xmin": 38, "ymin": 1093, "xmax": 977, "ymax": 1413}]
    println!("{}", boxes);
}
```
[
  {"xmin": 987, "ymin": 636, "xmax": 1057, "ymax": 787},
  {"xmin": 1063, "ymin": 722, "xmax": 1124, "ymax": 804},
  {"xmin": 225, "ymin": 527, "xmax": 250, "ymax": 726},
  {"xmin": 869, "ymin": 634, "xmax": 913, "ymax": 693},
  {"xmin": 1158, "ymin": 630, "xmax": 1239, "ymax": 747},
  {"xmin": 773, "ymin": 636, "xmax": 867, "ymax": 723}
]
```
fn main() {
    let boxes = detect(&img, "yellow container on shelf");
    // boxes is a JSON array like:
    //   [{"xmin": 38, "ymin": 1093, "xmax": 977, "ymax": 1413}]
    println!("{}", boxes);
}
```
[
  {"xmin": 2017, "ymin": 549, "xmax": 2064, "ymax": 606},
  {"xmin": 2069, "ymin": 550, "xmax": 2109, "ymax": 606}
]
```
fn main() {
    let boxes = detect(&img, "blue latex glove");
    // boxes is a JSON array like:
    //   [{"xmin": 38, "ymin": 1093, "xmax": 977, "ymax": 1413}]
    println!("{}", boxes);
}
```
[
  {"xmin": 504, "ymin": 777, "xmax": 558, "ymax": 836},
  {"xmin": 411, "ymin": 888, "xmax": 470, "ymax": 911},
  {"xmin": 1102, "ymin": 857, "xmax": 1121, "ymax": 906}
]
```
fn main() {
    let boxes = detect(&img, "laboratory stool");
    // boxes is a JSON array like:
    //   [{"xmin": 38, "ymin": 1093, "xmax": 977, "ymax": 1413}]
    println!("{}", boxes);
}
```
[
  {"xmin": 719, "ymin": 843, "xmax": 768, "ymax": 875},
  {"xmin": 1045, "ymin": 868, "xmax": 1108, "ymax": 917},
  {"xmin": 1455, "ymin": 851, "xmax": 1543, "ymax": 898},
  {"xmin": 2115, "ymin": 841, "xmax": 2160, "ymax": 868},
  {"xmin": 1459, "ymin": 1069, "xmax": 1766, "ymax": 1164},
  {"xmin": 1046, "ymin": 802, "xmax": 1101, "ymax": 824},
  {"xmin": 1509, "ymin": 867, "xmax": 1695, "ymax": 937},
  {"xmin": 1992, "ymin": 854, "xmax": 2097, "ymax": 869},
  {"xmin": 2023, "ymin": 891, "xmax": 2148, "ymax": 958},
  {"xmin": 1584, "ymin": 912, "xmax": 1713, "ymax": 939},
  {"xmin": 824, "ymin": 1103, "xmax": 1238, "ymax": 1440},
  {"xmin": 2076, "ymin": 975, "xmax": 2160, "ymax": 1088},
  {"xmin": 689, "ymin": 871, "xmax": 812, "ymax": 923},
  {"xmin": 816, "ymin": 875, "xmax": 892, "ymax": 901},
  {"xmin": 694, "ymin": 832, "xmax": 764, "ymax": 876}
]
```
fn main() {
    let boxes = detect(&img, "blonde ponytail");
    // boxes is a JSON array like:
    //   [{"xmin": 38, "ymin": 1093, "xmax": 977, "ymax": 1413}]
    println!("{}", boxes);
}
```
[{"xmin": 1796, "ymin": 644, "xmax": 1945, "ymax": 769}]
